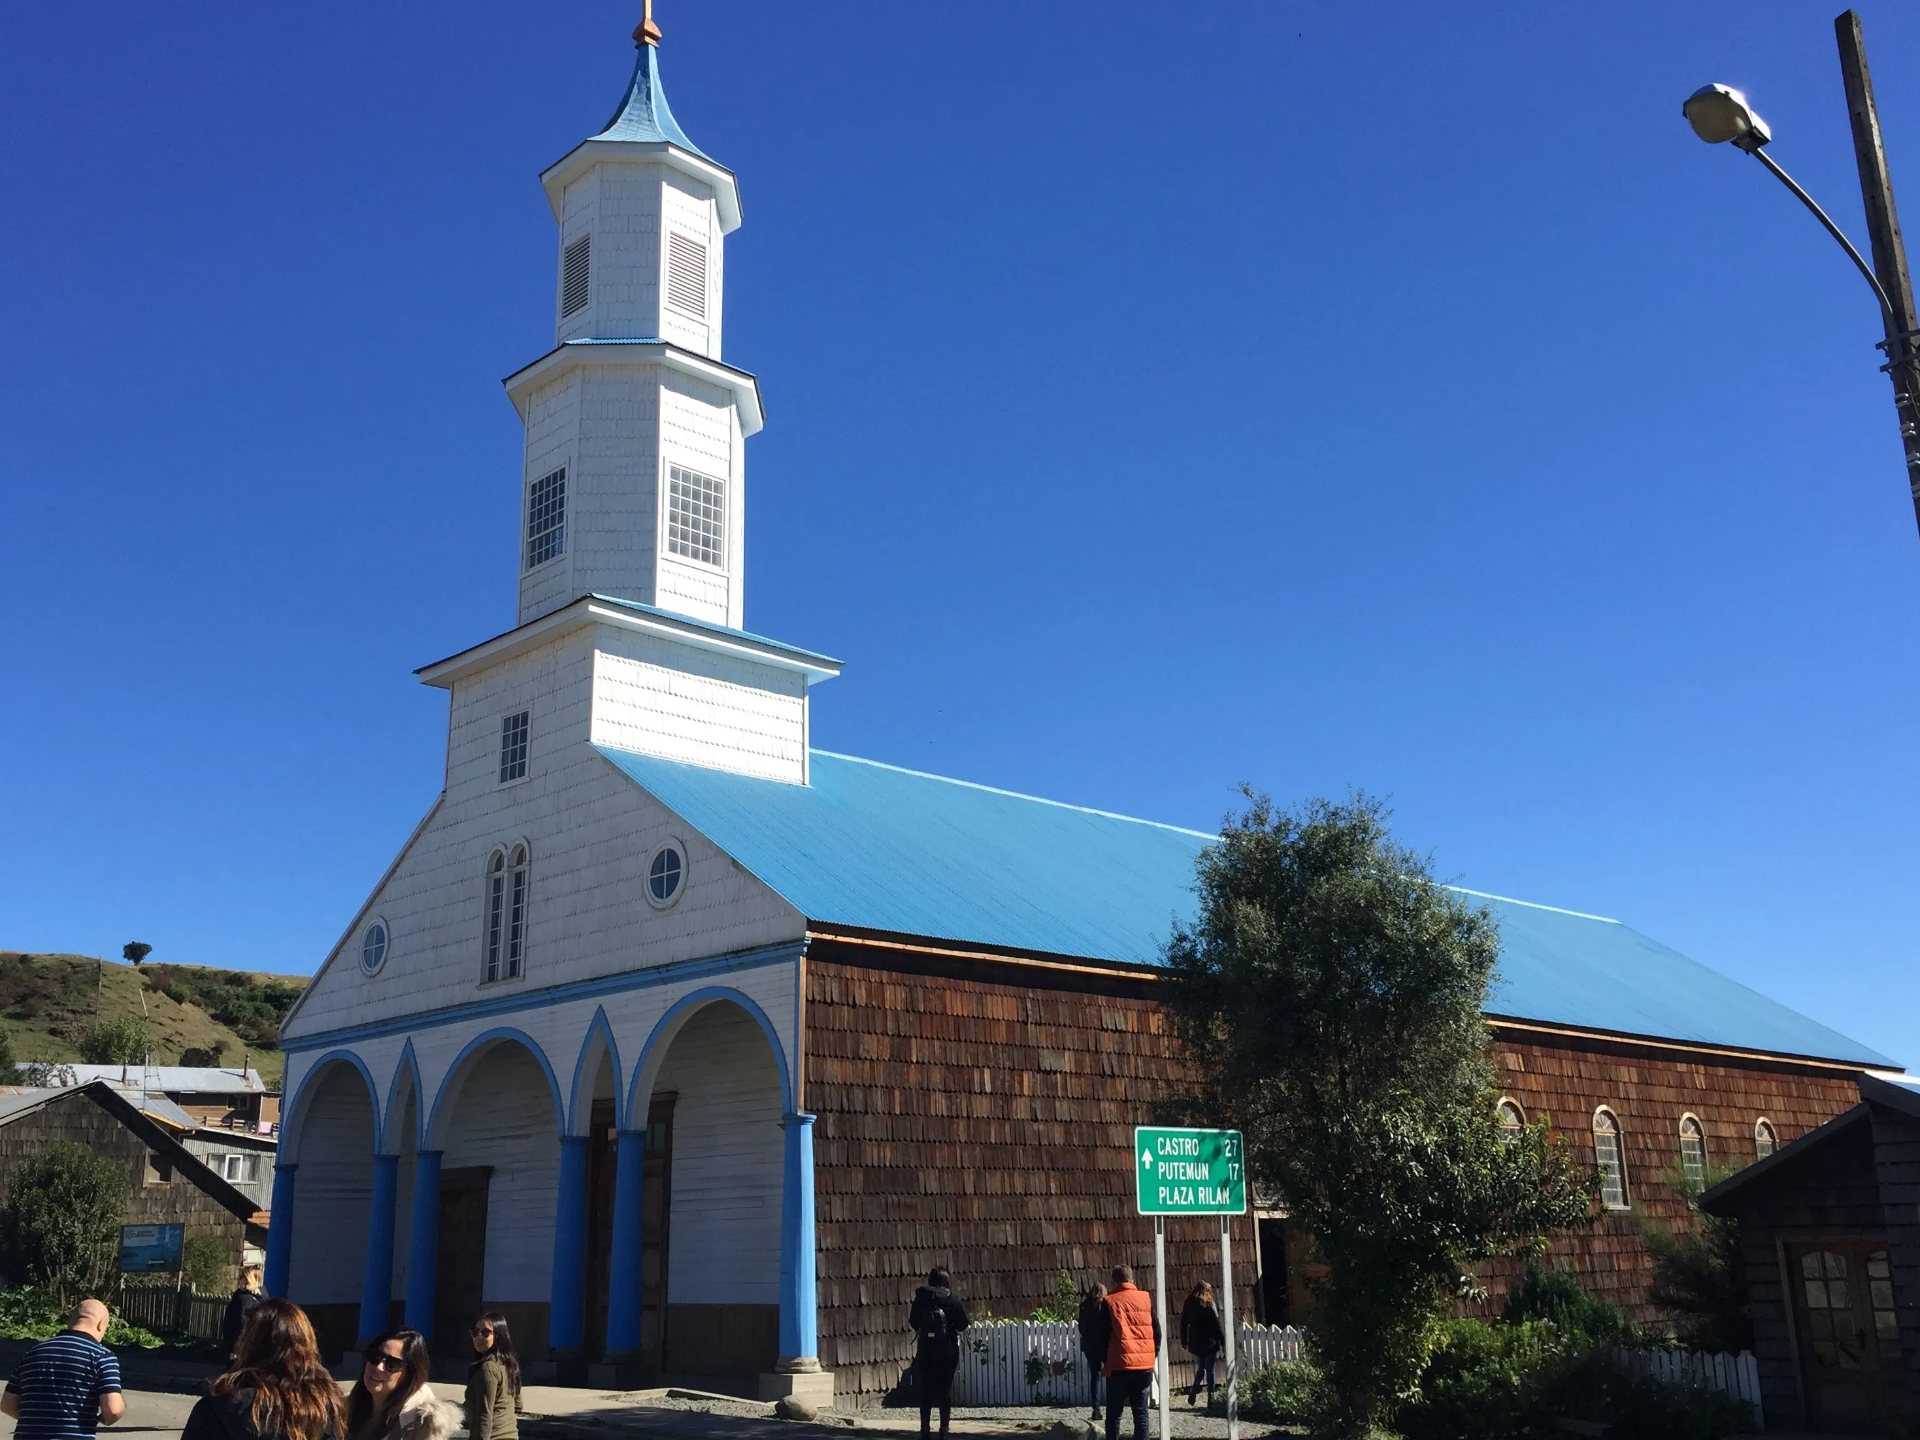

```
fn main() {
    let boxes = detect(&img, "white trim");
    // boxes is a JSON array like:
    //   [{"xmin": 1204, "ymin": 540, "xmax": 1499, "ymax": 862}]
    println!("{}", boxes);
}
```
[
  {"xmin": 416, "ymin": 596, "xmax": 841, "ymax": 691},
  {"xmin": 644, "ymin": 836, "xmax": 689, "ymax": 910},
  {"xmin": 359, "ymin": 917, "xmax": 391, "ymax": 977},
  {"xmin": 502, "ymin": 340, "xmax": 763, "ymax": 436},
  {"xmin": 538, "ymin": 140, "xmax": 741, "ymax": 233}
]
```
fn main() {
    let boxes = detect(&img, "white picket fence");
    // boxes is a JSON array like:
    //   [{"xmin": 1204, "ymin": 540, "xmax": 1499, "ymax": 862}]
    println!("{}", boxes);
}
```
[
  {"xmin": 950, "ymin": 1321, "xmax": 1303, "ymax": 1407},
  {"xmin": 951, "ymin": 1320, "xmax": 1759, "ymax": 1428},
  {"xmin": 1614, "ymin": 1346, "xmax": 1764, "ymax": 1429}
]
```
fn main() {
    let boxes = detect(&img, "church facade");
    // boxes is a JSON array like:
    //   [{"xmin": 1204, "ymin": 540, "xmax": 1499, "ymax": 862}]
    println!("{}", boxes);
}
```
[{"xmin": 269, "ymin": 21, "xmax": 1898, "ymax": 1401}]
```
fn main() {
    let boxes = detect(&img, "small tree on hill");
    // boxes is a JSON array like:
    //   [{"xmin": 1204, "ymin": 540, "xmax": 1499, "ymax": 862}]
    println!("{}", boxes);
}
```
[
  {"xmin": 1164, "ymin": 793, "xmax": 1595, "ymax": 1437},
  {"xmin": 0, "ymin": 1142, "xmax": 127, "ymax": 1304},
  {"xmin": 0, "ymin": 1027, "xmax": 21, "ymax": 1085},
  {"xmin": 79, "ymin": 1015, "xmax": 149, "ymax": 1066}
]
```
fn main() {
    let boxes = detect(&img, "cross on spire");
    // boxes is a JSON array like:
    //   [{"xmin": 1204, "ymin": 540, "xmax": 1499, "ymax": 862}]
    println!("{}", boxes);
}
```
[{"xmin": 634, "ymin": 0, "xmax": 662, "ymax": 47}]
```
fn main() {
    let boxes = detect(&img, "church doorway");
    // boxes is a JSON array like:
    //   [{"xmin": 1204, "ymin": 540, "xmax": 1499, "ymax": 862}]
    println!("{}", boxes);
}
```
[
  {"xmin": 285, "ymin": 1059, "xmax": 378, "ymax": 1359},
  {"xmin": 631, "ymin": 998, "xmax": 784, "ymax": 1380}
]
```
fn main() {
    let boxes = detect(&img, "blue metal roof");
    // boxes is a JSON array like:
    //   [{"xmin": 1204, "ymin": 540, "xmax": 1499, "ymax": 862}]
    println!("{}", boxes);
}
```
[
  {"xmin": 586, "ymin": 595, "xmax": 840, "ymax": 669},
  {"xmin": 595, "ymin": 746, "xmax": 1897, "ymax": 1068},
  {"xmin": 594, "ymin": 43, "xmax": 712, "ymax": 159}
]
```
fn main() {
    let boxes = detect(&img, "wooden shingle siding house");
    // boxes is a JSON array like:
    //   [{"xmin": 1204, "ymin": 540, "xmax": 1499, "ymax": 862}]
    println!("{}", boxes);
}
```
[
  {"xmin": 0, "ymin": 1083, "xmax": 269, "ymax": 1287},
  {"xmin": 269, "ymin": 17, "xmax": 1900, "ymax": 1403}
]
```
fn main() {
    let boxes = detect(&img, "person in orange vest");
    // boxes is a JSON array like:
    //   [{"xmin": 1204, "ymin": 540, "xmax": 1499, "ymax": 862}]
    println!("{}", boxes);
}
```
[{"xmin": 1100, "ymin": 1265, "xmax": 1161, "ymax": 1440}]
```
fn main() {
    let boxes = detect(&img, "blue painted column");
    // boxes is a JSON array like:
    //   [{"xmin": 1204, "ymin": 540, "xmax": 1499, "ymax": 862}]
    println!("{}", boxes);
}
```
[
  {"xmin": 603, "ymin": 1130, "xmax": 647, "ymax": 1353},
  {"xmin": 264, "ymin": 1163, "xmax": 298, "ymax": 1298},
  {"xmin": 403, "ymin": 1151, "xmax": 443, "ymax": 1337},
  {"xmin": 358, "ymin": 1153, "xmax": 401, "ymax": 1342},
  {"xmin": 777, "ymin": 1112, "xmax": 819, "ymax": 1363},
  {"xmin": 548, "ymin": 1135, "xmax": 591, "ymax": 1353}
]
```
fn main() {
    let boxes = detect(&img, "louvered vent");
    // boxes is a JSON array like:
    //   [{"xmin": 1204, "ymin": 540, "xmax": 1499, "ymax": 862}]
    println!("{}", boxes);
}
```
[
  {"xmin": 561, "ymin": 234, "xmax": 591, "ymax": 318},
  {"xmin": 665, "ymin": 232, "xmax": 707, "ymax": 319}
]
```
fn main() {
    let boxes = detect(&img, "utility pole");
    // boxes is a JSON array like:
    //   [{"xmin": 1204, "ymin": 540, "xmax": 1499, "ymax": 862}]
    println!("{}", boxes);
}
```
[{"xmin": 1835, "ymin": 10, "xmax": 1920, "ymax": 539}]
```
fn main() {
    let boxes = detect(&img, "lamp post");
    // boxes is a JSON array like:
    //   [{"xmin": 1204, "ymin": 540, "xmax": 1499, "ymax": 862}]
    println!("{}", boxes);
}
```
[{"xmin": 1684, "ymin": 11, "xmax": 1920, "ymax": 541}]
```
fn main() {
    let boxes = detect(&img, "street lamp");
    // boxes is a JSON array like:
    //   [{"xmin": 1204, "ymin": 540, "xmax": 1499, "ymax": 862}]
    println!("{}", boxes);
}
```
[{"xmin": 1684, "ymin": 11, "xmax": 1920, "ymax": 542}]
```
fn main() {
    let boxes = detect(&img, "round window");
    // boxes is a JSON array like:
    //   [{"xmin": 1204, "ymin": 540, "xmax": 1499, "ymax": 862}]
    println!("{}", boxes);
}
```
[
  {"xmin": 646, "ymin": 842, "xmax": 685, "ymax": 908},
  {"xmin": 360, "ymin": 919, "xmax": 389, "ymax": 975}
]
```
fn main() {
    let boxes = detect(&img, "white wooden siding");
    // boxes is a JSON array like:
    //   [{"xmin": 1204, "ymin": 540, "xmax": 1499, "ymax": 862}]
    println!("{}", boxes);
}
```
[
  {"xmin": 555, "ymin": 170, "xmax": 602, "ymax": 345},
  {"xmin": 440, "ymin": 1040, "xmax": 562, "ymax": 1301},
  {"xmin": 518, "ymin": 371, "xmax": 582, "ymax": 625},
  {"xmin": 287, "ymin": 1062, "xmax": 376, "ymax": 1304},
  {"xmin": 649, "ymin": 1002, "xmax": 783, "ymax": 1306},
  {"xmin": 660, "ymin": 176, "xmax": 719, "ymax": 356},
  {"xmin": 590, "ymin": 626, "xmax": 807, "ymax": 783}
]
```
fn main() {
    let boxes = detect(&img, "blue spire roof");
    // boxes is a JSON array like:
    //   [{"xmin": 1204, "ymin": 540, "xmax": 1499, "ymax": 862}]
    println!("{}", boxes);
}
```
[{"xmin": 593, "ymin": 42, "xmax": 712, "ymax": 160}]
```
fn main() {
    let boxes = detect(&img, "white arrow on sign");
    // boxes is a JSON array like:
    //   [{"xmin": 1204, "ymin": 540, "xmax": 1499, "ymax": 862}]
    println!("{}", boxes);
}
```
[{"xmin": 1141, "ymin": 1149, "xmax": 1153, "ymax": 1169}]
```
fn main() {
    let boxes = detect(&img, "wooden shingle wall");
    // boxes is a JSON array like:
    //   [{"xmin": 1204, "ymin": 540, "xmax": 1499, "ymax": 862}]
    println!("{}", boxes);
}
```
[
  {"xmin": 1868, "ymin": 1105, "xmax": 1920, "ymax": 1421},
  {"xmin": 806, "ymin": 945, "xmax": 1862, "ymax": 1398},
  {"xmin": 0, "ymin": 1092, "xmax": 251, "ymax": 1285},
  {"xmin": 806, "ymin": 950, "xmax": 1258, "ymax": 1401},
  {"xmin": 1487, "ymin": 1036, "xmax": 1860, "ymax": 1324}
]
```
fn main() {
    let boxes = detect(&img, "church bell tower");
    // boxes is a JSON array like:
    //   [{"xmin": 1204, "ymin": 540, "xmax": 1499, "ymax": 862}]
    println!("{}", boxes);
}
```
[{"xmin": 504, "ymin": 9, "xmax": 761, "ymax": 631}]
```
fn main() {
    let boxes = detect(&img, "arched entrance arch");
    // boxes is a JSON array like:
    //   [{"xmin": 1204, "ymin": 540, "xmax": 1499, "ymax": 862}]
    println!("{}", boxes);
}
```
[
  {"xmin": 275, "ymin": 1053, "xmax": 381, "ymax": 1355},
  {"xmin": 405, "ymin": 1030, "xmax": 564, "ymax": 1354},
  {"xmin": 606, "ymin": 991, "xmax": 789, "ymax": 1378}
]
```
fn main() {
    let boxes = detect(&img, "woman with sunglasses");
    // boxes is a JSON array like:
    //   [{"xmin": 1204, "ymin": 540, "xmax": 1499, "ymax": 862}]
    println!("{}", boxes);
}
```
[
  {"xmin": 464, "ymin": 1314, "xmax": 521, "ymax": 1440},
  {"xmin": 345, "ymin": 1331, "xmax": 459, "ymax": 1440}
]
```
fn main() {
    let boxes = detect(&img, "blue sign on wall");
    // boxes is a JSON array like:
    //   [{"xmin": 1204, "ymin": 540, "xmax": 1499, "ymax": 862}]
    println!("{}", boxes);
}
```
[{"xmin": 119, "ymin": 1224, "xmax": 184, "ymax": 1273}]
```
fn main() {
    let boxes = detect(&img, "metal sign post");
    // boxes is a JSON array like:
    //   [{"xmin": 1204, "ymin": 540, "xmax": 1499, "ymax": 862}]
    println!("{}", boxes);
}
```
[
  {"xmin": 1133, "ymin": 1128, "xmax": 1247, "ymax": 1440},
  {"xmin": 1219, "ymin": 1211, "xmax": 1238, "ymax": 1440},
  {"xmin": 1153, "ymin": 1216, "xmax": 1170, "ymax": 1440}
]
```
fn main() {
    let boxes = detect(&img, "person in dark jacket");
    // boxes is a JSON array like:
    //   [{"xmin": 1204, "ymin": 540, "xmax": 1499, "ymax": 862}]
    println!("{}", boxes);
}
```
[
  {"xmin": 907, "ymin": 1266, "xmax": 969, "ymax": 1437},
  {"xmin": 1179, "ymin": 1282, "xmax": 1225, "ymax": 1407},
  {"xmin": 1076, "ymin": 1283, "xmax": 1109, "ymax": 1421},
  {"xmin": 182, "ymin": 1299, "xmax": 344, "ymax": 1440},
  {"xmin": 221, "ymin": 1267, "xmax": 264, "ymax": 1359}
]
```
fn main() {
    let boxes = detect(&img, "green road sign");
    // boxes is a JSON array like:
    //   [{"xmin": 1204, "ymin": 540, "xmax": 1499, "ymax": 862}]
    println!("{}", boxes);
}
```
[{"xmin": 1134, "ymin": 1126, "xmax": 1246, "ymax": 1215}]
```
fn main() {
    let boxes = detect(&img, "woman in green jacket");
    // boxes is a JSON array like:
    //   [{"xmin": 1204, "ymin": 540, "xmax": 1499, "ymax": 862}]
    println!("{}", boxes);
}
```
[{"xmin": 464, "ymin": 1314, "xmax": 521, "ymax": 1440}]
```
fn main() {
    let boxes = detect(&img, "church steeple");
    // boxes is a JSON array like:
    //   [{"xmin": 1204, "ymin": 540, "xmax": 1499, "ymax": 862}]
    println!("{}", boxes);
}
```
[
  {"xmin": 504, "ymin": 16, "xmax": 760, "ymax": 631},
  {"xmin": 593, "ymin": 4, "xmax": 708, "ymax": 157}
]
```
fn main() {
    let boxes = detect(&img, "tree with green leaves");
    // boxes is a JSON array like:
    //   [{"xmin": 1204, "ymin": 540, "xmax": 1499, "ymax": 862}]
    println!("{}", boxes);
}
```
[
  {"xmin": 1641, "ymin": 1169, "xmax": 1752, "ymax": 1353},
  {"xmin": 79, "ymin": 1015, "xmax": 149, "ymax": 1065},
  {"xmin": 1163, "ymin": 793, "xmax": 1595, "ymax": 1437},
  {"xmin": 0, "ymin": 1027, "xmax": 21, "ymax": 1085},
  {"xmin": 0, "ymin": 1142, "xmax": 128, "ymax": 1305}
]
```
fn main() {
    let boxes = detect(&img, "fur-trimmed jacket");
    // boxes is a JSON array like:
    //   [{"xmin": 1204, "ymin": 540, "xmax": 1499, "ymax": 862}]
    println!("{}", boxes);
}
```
[{"xmin": 372, "ymin": 1386, "xmax": 463, "ymax": 1440}]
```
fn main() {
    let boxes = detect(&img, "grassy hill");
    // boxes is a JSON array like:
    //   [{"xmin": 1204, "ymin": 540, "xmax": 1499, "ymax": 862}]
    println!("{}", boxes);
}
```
[{"xmin": 0, "ymin": 953, "xmax": 308, "ymax": 1090}]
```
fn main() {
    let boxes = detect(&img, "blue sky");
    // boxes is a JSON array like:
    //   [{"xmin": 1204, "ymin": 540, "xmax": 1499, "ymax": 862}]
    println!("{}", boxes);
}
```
[{"xmin": 3, "ymin": 3, "xmax": 1916, "ymax": 1064}]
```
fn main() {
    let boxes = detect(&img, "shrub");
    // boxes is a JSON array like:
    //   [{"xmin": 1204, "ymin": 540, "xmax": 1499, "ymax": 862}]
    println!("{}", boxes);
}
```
[
  {"xmin": 181, "ymin": 1233, "xmax": 229, "ymax": 1294},
  {"xmin": 1240, "ymin": 1358, "xmax": 1333, "ymax": 1428},
  {"xmin": 1031, "ymin": 1269, "xmax": 1080, "ymax": 1323},
  {"xmin": 1501, "ymin": 1256, "xmax": 1642, "ymax": 1346},
  {"xmin": 79, "ymin": 1015, "xmax": 149, "ymax": 1065},
  {"xmin": 1398, "ymin": 1319, "xmax": 1564, "ymax": 1440},
  {"xmin": 0, "ymin": 1287, "xmax": 164, "ymax": 1347},
  {"xmin": 0, "ymin": 1142, "xmax": 128, "ymax": 1304},
  {"xmin": 0, "ymin": 1027, "xmax": 19, "ymax": 1084},
  {"xmin": 1530, "ymin": 1346, "xmax": 1753, "ymax": 1440}
]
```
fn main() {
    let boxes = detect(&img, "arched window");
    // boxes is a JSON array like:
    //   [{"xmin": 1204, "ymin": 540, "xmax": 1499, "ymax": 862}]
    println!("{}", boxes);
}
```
[
  {"xmin": 1496, "ymin": 1099, "xmax": 1525, "ymax": 1145},
  {"xmin": 1679, "ymin": 1114, "xmax": 1706, "ymax": 1187},
  {"xmin": 483, "ymin": 845, "xmax": 530, "ymax": 982},
  {"xmin": 1755, "ymin": 1118, "xmax": 1778, "ymax": 1160},
  {"xmin": 1593, "ymin": 1108, "xmax": 1629, "ymax": 1209}
]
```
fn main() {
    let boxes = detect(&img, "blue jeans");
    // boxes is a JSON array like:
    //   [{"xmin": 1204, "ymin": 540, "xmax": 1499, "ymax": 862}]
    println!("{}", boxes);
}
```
[{"xmin": 1191, "ymin": 1349, "xmax": 1217, "ymax": 1394}]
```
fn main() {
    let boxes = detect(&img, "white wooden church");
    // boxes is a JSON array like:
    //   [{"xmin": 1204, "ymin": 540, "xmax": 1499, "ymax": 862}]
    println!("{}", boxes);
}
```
[{"xmin": 270, "ymin": 13, "xmax": 1895, "ymax": 1405}]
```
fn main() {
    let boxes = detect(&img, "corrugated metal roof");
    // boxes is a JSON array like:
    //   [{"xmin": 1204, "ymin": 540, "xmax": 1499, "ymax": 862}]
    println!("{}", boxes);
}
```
[
  {"xmin": 60, "ymin": 1066, "xmax": 265, "ymax": 1093},
  {"xmin": 597, "ymin": 745, "xmax": 1896, "ymax": 1069}
]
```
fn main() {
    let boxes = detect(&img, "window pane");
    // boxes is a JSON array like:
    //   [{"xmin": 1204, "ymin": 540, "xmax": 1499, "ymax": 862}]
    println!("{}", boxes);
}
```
[
  {"xmin": 526, "ymin": 467, "xmax": 567, "ymax": 569},
  {"xmin": 666, "ymin": 464, "xmax": 725, "ymax": 568}
]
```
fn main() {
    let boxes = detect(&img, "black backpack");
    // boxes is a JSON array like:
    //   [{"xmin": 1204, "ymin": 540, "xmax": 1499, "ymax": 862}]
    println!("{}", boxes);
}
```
[{"xmin": 917, "ymin": 1288, "xmax": 951, "ymax": 1342}]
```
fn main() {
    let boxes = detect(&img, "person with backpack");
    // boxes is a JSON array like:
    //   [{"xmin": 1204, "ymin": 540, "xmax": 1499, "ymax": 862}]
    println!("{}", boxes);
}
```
[
  {"xmin": 1076, "ymin": 1283, "xmax": 1109, "ymax": 1422},
  {"xmin": 1179, "ymin": 1282, "xmax": 1225, "ymax": 1407},
  {"xmin": 907, "ymin": 1266, "xmax": 969, "ymax": 1437},
  {"xmin": 1101, "ymin": 1266, "xmax": 1161, "ymax": 1440}
]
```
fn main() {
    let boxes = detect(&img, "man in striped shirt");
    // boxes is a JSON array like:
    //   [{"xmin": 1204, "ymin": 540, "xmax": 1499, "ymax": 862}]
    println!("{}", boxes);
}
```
[{"xmin": 2, "ymin": 1299, "xmax": 125, "ymax": 1440}]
